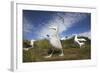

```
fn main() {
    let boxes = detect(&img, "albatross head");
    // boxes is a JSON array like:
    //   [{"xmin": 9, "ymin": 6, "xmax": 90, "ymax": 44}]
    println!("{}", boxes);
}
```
[
  {"xmin": 49, "ymin": 26, "xmax": 59, "ymax": 36},
  {"xmin": 73, "ymin": 34, "xmax": 78, "ymax": 40},
  {"xmin": 49, "ymin": 26, "xmax": 58, "ymax": 33}
]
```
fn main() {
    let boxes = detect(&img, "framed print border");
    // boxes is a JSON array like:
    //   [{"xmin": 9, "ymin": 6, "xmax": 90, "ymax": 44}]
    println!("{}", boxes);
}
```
[{"xmin": 11, "ymin": 1, "xmax": 97, "ymax": 71}]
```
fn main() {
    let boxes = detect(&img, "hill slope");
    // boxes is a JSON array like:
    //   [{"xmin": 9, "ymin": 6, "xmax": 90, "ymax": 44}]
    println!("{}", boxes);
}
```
[{"xmin": 23, "ymin": 36, "xmax": 91, "ymax": 62}]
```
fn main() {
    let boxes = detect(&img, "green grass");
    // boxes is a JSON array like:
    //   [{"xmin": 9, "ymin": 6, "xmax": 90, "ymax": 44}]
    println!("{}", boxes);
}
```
[
  {"xmin": 23, "ymin": 47, "xmax": 91, "ymax": 62},
  {"xmin": 23, "ymin": 37, "xmax": 91, "ymax": 62}
]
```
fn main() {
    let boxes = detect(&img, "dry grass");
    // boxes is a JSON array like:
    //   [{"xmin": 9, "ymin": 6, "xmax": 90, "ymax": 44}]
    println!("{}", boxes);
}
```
[
  {"xmin": 23, "ymin": 47, "xmax": 91, "ymax": 62},
  {"xmin": 23, "ymin": 37, "xmax": 91, "ymax": 62}
]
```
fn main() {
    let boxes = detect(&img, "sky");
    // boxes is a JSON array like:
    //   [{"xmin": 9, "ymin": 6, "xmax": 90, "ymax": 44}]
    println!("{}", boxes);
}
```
[{"xmin": 23, "ymin": 10, "xmax": 91, "ymax": 40}]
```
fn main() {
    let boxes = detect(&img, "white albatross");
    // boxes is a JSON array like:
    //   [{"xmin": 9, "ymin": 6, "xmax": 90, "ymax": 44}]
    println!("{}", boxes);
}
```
[
  {"xmin": 44, "ymin": 26, "xmax": 64, "ymax": 58},
  {"xmin": 30, "ymin": 40, "xmax": 35, "ymax": 48},
  {"xmin": 23, "ymin": 40, "xmax": 35, "ymax": 51},
  {"xmin": 74, "ymin": 34, "xmax": 86, "ymax": 48}
]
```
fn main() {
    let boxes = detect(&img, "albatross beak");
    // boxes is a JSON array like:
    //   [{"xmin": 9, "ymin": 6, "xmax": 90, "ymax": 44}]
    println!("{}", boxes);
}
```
[{"xmin": 49, "ymin": 27, "xmax": 56, "ymax": 30}]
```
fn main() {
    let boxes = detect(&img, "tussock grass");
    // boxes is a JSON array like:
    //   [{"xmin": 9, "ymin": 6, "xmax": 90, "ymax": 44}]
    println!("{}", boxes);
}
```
[{"xmin": 23, "ymin": 37, "xmax": 91, "ymax": 62}]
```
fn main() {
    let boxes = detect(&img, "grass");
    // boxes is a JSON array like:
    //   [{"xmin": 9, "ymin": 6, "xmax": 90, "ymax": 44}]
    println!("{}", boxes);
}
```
[
  {"xmin": 23, "ymin": 37, "xmax": 91, "ymax": 62},
  {"xmin": 23, "ymin": 47, "xmax": 91, "ymax": 62}
]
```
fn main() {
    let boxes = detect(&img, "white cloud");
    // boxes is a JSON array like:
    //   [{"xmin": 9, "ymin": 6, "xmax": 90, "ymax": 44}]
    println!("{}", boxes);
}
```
[
  {"xmin": 39, "ymin": 13, "xmax": 87, "ymax": 38},
  {"xmin": 78, "ymin": 31, "xmax": 91, "ymax": 39},
  {"xmin": 23, "ymin": 12, "xmax": 89, "ymax": 40},
  {"xmin": 23, "ymin": 18, "xmax": 33, "ymax": 33},
  {"xmin": 24, "ymin": 23, "xmax": 33, "ymax": 33},
  {"xmin": 61, "ymin": 31, "xmax": 91, "ymax": 40}
]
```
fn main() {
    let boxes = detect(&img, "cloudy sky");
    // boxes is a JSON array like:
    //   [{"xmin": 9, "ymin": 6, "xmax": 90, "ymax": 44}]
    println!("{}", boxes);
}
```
[{"xmin": 23, "ymin": 10, "xmax": 91, "ymax": 40}]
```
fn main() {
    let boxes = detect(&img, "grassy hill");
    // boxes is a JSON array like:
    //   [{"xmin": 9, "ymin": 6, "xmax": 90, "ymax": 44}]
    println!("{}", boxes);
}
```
[{"xmin": 23, "ymin": 36, "xmax": 91, "ymax": 62}]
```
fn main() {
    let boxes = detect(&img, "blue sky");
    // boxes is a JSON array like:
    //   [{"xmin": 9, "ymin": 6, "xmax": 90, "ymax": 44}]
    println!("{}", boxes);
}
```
[{"xmin": 23, "ymin": 10, "xmax": 91, "ymax": 40}]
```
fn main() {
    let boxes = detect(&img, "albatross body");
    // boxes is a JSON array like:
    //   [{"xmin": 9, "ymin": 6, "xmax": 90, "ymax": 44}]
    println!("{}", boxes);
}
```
[
  {"xmin": 44, "ymin": 26, "xmax": 64, "ymax": 58},
  {"xmin": 49, "ymin": 34, "xmax": 62, "ymax": 49},
  {"xmin": 74, "ymin": 34, "xmax": 86, "ymax": 48}
]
